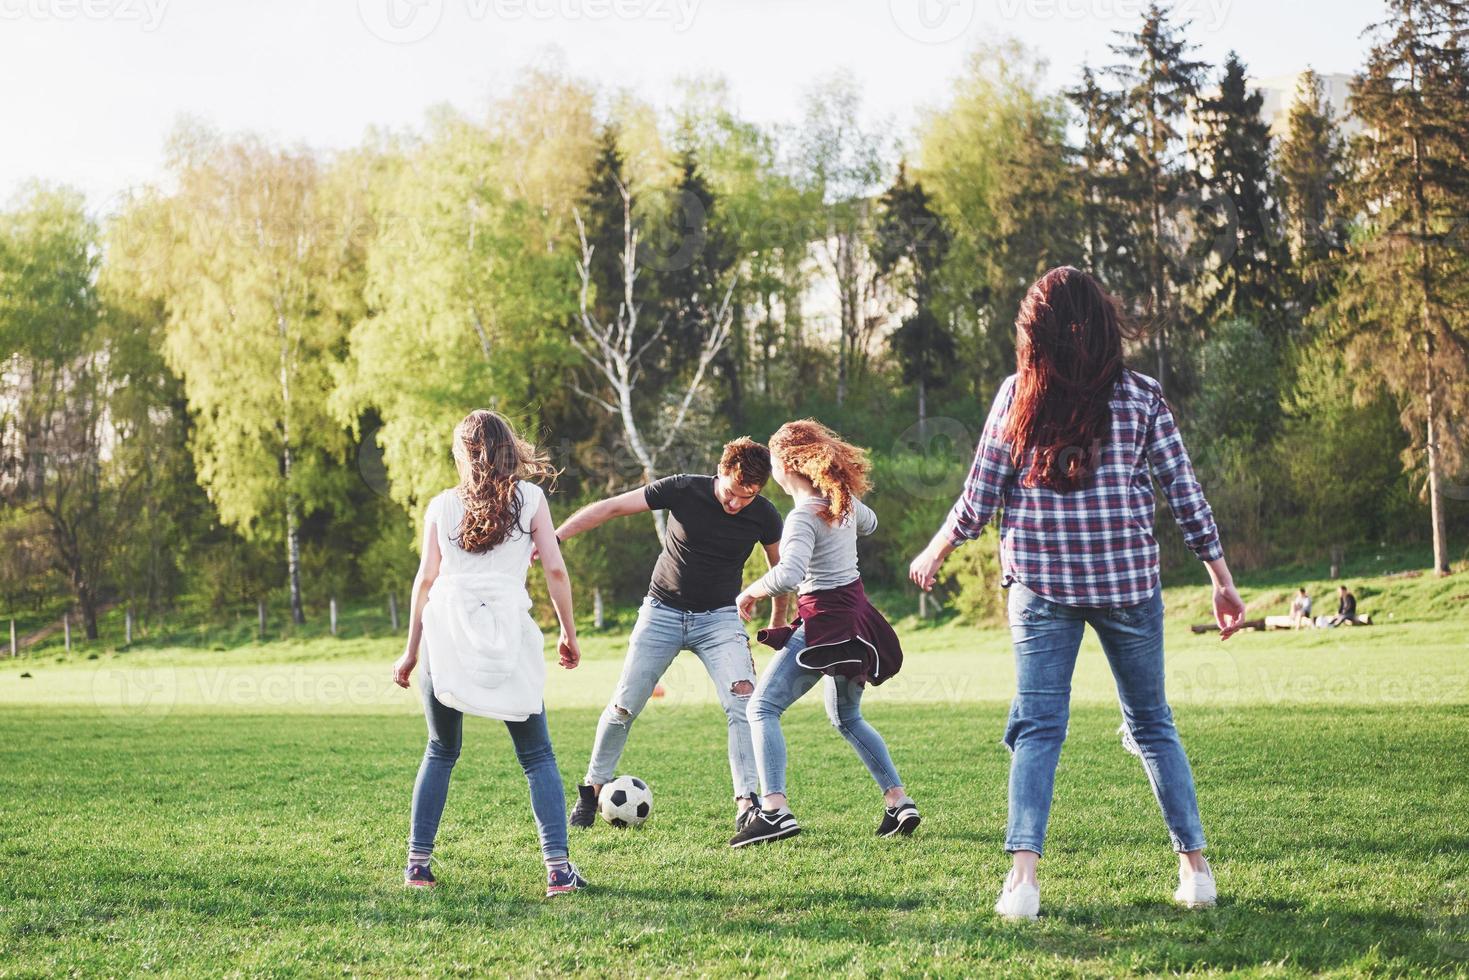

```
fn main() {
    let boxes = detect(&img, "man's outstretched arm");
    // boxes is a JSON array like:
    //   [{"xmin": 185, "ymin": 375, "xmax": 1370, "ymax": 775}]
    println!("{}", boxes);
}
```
[{"xmin": 555, "ymin": 487, "xmax": 650, "ymax": 541}]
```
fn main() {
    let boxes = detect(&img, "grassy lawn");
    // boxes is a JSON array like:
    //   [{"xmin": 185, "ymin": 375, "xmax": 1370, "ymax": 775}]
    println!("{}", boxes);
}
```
[{"xmin": 2, "ymin": 568, "xmax": 1467, "ymax": 976}]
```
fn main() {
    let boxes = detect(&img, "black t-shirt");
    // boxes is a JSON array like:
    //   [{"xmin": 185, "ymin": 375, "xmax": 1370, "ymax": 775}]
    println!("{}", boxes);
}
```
[{"xmin": 643, "ymin": 474, "xmax": 783, "ymax": 612}]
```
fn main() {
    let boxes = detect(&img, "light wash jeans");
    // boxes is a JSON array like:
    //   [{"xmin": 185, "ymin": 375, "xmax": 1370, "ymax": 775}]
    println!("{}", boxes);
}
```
[
  {"xmin": 1004, "ymin": 581, "xmax": 1206, "ymax": 856},
  {"xmin": 408, "ymin": 668, "xmax": 569, "ymax": 861},
  {"xmin": 585, "ymin": 597, "xmax": 759, "ymax": 799},
  {"xmin": 747, "ymin": 625, "xmax": 904, "ymax": 798}
]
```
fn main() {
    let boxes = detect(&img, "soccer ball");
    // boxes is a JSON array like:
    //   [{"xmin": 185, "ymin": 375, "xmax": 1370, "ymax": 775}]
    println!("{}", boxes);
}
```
[{"xmin": 599, "ymin": 775, "xmax": 652, "ymax": 827}]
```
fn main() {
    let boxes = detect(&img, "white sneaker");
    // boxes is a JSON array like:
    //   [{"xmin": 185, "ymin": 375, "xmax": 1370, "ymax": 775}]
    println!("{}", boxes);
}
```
[
  {"xmin": 1174, "ymin": 860, "xmax": 1217, "ymax": 908},
  {"xmin": 994, "ymin": 873, "xmax": 1040, "ymax": 920}
]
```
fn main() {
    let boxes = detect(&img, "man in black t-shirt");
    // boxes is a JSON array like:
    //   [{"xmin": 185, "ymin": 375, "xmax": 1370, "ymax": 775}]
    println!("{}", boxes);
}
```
[{"xmin": 555, "ymin": 438, "xmax": 786, "ymax": 833}]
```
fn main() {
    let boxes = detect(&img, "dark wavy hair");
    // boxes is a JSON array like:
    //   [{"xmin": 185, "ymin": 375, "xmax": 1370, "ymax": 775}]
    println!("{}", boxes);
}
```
[
  {"xmin": 450, "ymin": 410, "xmax": 556, "ymax": 553},
  {"xmin": 1003, "ymin": 266, "xmax": 1136, "ymax": 492}
]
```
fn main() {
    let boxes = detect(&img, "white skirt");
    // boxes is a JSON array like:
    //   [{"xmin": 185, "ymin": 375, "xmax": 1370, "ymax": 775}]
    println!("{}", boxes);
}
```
[{"xmin": 422, "ymin": 572, "xmax": 546, "ymax": 721}]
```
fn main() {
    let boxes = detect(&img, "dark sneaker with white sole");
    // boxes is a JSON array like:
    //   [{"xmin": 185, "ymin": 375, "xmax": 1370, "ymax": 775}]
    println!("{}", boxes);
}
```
[
  {"xmin": 403, "ymin": 862, "xmax": 437, "ymax": 888},
  {"xmin": 569, "ymin": 783, "xmax": 599, "ymax": 829},
  {"xmin": 877, "ymin": 800, "xmax": 921, "ymax": 838},
  {"xmin": 546, "ymin": 862, "xmax": 589, "ymax": 898},
  {"xmin": 735, "ymin": 794, "xmax": 761, "ymax": 832},
  {"xmin": 729, "ymin": 807, "xmax": 801, "ymax": 848}
]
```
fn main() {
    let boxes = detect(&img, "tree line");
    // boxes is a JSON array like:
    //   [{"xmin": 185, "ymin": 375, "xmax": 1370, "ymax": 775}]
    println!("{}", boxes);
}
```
[{"xmin": 2, "ymin": 0, "xmax": 1465, "ymax": 640}]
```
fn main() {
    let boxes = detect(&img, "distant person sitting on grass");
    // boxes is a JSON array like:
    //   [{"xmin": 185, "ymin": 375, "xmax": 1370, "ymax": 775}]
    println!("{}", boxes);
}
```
[
  {"xmin": 1329, "ymin": 585, "xmax": 1359, "ymax": 626},
  {"xmin": 1290, "ymin": 588, "xmax": 1313, "ymax": 629},
  {"xmin": 391, "ymin": 410, "xmax": 588, "ymax": 898}
]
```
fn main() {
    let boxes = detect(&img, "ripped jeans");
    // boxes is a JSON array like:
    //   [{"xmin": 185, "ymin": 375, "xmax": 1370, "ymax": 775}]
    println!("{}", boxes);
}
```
[
  {"xmin": 585, "ymin": 596, "xmax": 759, "ymax": 799},
  {"xmin": 1004, "ymin": 581, "xmax": 1206, "ymax": 856}
]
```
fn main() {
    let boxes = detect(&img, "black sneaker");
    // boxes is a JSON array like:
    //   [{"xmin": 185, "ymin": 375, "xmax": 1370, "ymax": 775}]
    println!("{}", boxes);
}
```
[
  {"xmin": 570, "ymin": 783, "xmax": 599, "ymax": 829},
  {"xmin": 735, "ymin": 794, "xmax": 760, "ymax": 832},
  {"xmin": 404, "ymin": 861, "xmax": 437, "ymax": 888},
  {"xmin": 729, "ymin": 808, "xmax": 801, "ymax": 848},
  {"xmin": 877, "ymin": 800, "xmax": 921, "ymax": 838}
]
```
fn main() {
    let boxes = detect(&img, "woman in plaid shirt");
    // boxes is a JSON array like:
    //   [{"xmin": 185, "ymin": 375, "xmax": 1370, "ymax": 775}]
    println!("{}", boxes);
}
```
[{"xmin": 909, "ymin": 267, "xmax": 1247, "ymax": 920}]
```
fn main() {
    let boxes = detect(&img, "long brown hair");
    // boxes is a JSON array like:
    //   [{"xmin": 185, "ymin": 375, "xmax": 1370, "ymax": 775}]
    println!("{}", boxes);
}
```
[
  {"xmin": 768, "ymin": 420, "xmax": 871, "ymax": 526},
  {"xmin": 450, "ymin": 410, "xmax": 556, "ymax": 553},
  {"xmin": 1003, "ymin": 266, "xmax": 1134, "ymax": 492}
]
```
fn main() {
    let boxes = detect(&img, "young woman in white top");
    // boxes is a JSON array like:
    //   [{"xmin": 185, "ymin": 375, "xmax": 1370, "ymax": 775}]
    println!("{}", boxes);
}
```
[{"xmin": 391, "ymin": 410, "xmax": 587, "ymax": 897}]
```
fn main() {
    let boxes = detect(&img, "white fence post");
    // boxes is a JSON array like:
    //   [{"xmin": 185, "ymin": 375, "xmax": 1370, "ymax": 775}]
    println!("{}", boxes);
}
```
[
  {"xmin": 330, "ymin": 597, "xmax": 338, "ymax": 637},
  {"xmin": 64, "ymin": 612, "xmax": 71, "ymax": 653},
  {"xmin": 125, "ymin": 606, "xmax": 133, "ymax": 646},
  {"xmin": 258, "ymin": 599, "xmax": 267, "ymax": 640},
  {"xmin": 8, "ymin": 619, "xmax": 14, "ymax": 657},
  {"xmin": 389, "ymin": 593, "xmax": 399, "ymax": 632}
]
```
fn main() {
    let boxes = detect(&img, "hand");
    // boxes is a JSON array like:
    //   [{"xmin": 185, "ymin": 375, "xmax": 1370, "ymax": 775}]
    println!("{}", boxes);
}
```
[
  {"xmin": 557, "ymin": 632, "xmax": 581, "ymax": 669},
  {"xmin": 736, "ymin": 591, "xmax": 759, "ymax": 622},
  {"xmin": 908, "ymin": 546, "xmax": 944, "ymax": 592},
  {"xmin": 392, "ymin": 650, "xmax": 417, "ymax": 688},
  {"xmin": 1213, "ymin": 582, "xmax": 1247, "ymax": 641}
]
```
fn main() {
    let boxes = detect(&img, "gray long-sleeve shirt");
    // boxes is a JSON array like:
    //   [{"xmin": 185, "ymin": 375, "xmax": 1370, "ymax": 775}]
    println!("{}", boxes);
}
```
[{"xmin": 757, "ymin": 496, "xmax": 877, "ymax": 596}]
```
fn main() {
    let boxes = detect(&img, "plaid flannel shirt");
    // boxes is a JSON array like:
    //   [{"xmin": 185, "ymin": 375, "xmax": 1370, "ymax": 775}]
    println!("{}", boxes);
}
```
[{"xmin": 941, "ymin": 370, "xmax": 1223, "ymax": 608}]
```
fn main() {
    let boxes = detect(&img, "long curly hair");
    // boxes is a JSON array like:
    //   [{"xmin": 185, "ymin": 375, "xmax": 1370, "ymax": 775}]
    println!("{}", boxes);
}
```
[
  {"xmin": 1003, "ymin": 266, "xmax": 1134, "ymax": 492},
  {"xmin": 768, "ymin": 420, "xmax": 871, "ymax": 526},
  {"xmin": 450, "ymin": 410, "xmax": 556, "ymax": 554}
]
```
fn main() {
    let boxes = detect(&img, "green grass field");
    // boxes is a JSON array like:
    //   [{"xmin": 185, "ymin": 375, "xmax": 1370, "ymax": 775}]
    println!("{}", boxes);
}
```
[{"xmin": 3, "ymin": 568, "xmax": 1467, "ymax": 976}]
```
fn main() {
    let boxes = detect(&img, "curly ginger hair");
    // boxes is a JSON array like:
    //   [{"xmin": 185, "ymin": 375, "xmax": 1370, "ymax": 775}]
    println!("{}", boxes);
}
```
[{"xmin": 768, "ymin": 419, "xmax": 871, "ymax": 526}]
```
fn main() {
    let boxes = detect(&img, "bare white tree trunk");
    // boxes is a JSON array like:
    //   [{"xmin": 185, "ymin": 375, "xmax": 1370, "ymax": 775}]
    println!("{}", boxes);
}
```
[{"xmin": 570, "ymin": 179, "xmax": 735, "ymax": 547}]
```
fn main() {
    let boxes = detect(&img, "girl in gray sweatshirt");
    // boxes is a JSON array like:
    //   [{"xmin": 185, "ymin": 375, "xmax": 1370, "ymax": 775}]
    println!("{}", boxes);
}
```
[{"xmin": 730, "ymin": 420, "xmax": 917, "ymax": 848}]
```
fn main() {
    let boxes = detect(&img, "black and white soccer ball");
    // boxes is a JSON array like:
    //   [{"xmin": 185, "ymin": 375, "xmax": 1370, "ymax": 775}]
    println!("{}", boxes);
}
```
[{"xmin": 599, "ymin": 775, "xmax": 652, "ymax": 827}]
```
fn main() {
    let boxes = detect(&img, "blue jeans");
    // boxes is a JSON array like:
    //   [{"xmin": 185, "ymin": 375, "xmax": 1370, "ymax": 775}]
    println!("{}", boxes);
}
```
[
  {"xmin": 748, "ymin": 626, "xmax": 904, "ymax": 798},
  {"xmin": 409, "ymin": 668, "xmax": 569, "ymax": 861},
  {"xmin": 585, "ymin": 597, "xmax": 759, "ymax": 799},
  {"xmin": 1004, "ymin": 582, "xmax": 1206, "ymax": 856}
]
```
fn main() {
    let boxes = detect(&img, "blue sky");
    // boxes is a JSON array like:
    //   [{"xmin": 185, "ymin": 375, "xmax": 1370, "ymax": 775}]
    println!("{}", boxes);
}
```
[{"xmin": 2, "ymin": 0, "xmax": 1383, "ymax": 207}]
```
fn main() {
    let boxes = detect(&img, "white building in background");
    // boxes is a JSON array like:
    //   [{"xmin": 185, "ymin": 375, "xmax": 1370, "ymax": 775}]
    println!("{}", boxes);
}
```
[
  {"xmin": 1191, "ymin": 70, "xmax": 1361, "ymax": 144},
  {"xmin": 1251, "ymin": 71, "xmax": 1361, "ymax": 140}
]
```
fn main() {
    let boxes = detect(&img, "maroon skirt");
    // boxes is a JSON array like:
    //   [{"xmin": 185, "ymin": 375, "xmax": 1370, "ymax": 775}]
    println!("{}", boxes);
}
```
[{"xmin": 757, "ymin": 578, "xmax": 903, "ymax": 686}]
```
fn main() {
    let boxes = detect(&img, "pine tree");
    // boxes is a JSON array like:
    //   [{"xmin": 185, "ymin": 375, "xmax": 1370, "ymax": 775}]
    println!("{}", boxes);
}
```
[
  {"xmin": 1107, "ymin": 2, "xmax": 1208, "ymax": 393},
  {"xmin": 1333, "ymin": 0, "xmax": 1469, "ymax": 574},
  {"xmin": 1067, "ymin": 65, "xmax": 1137, "ymax": 295},
  {"xmin": 1277, "ymin": 68, "xmax": 1348, "ymax": 277},
  {"xmin": 1194, "ymin": 52, "xmax": 1292, "ymax": 335}
]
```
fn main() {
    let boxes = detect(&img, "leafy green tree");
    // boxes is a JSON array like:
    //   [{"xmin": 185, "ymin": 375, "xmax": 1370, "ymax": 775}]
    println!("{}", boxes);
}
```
[
  {"xmin": 792, "ymin": 72, "xmax": 888, "ymax": 406},
  {"xmin": 1332, "ymin": 0, "xmax": 1469, "ymax": 574},
  {"xmin": 0, "ymin": 185, "xmax": 107, "ymax": 636},
  {"xmin": 145, "ymin": 125, "xmax": 356, "ymax": 622},
  {"xmin": 917, "ymin": 42, "xmax": 1079, "ymax": 400},
  {"xmin": 670, "ymin": 77, "xmax": 817, "ymax": 406},
  {"xmin": 338, "ymin": 110, "xmax": 582, "ymax": 523}
]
